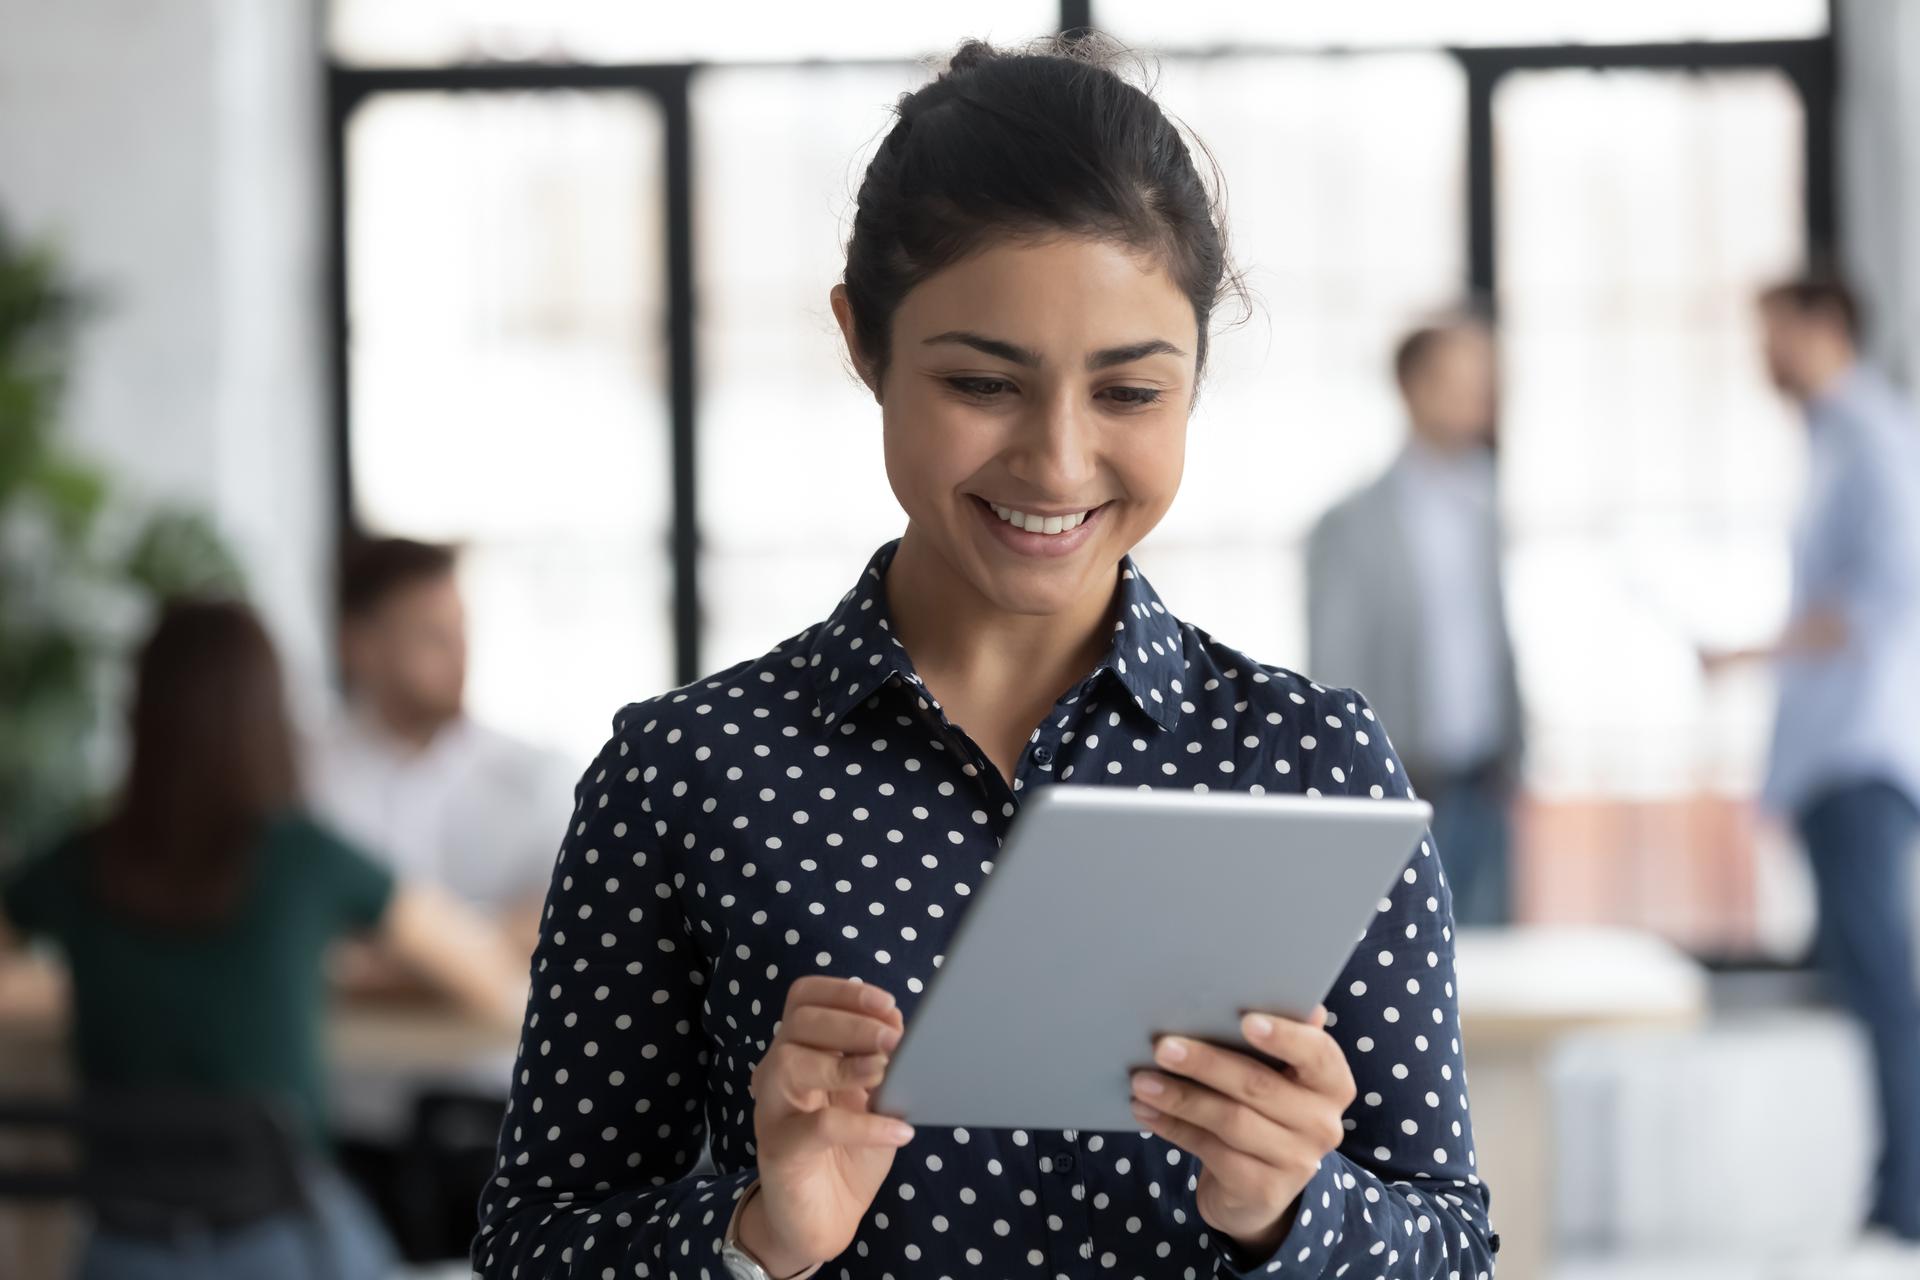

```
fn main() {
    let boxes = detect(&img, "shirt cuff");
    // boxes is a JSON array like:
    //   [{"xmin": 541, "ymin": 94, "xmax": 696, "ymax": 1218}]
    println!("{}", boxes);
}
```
[
  {"xmin": 678, "ymin": 1167, "xmax": 760, "ymax": 1273},
  {"xmin": 1215, "ymin": 1157, "xmax": 1347, "ymax": 1278}
]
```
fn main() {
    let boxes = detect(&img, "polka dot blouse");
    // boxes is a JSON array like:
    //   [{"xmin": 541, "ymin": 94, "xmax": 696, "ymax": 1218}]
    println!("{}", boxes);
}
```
[{"xmin": 474, "ymin": 537, "xmax": 1499, "ymax": 1279}]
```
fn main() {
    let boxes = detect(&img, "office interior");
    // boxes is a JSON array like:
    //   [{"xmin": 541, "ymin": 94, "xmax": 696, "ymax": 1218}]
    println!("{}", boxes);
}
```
[{"xmin": 3, "ymin": 1, "xmax": 1920, "ymax": 1277}]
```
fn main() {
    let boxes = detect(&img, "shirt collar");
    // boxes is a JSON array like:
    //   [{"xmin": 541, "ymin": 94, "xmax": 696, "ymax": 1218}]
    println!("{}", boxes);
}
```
[
  {"xmin": 1399, "ymin": 433, "xmax": 1494, "ymax": 479},
  {"xmin": 1805, "ymin": 360, "xmax": 1870, "ymax": 431},
  {"xmin": 340, "ymin": 701, "xmax": 473, "ymax": 765},
  {"xmin": 804, "ymin": 537, "xmax": 1186, "ymax": 734}
]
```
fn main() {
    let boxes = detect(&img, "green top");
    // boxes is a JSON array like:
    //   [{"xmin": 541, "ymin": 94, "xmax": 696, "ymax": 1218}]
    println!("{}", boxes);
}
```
[{"xmin": 0, "ymin": 812, "xmax": 396, "ymax": 1151}]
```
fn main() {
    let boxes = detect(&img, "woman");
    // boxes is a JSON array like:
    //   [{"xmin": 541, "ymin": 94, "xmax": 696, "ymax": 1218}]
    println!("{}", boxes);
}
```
[
  {"xmin": 0, "ymin": 599, "xmax": 530, "ymax": 1279},
  {"xmin": 475, "ymin": 37, "xmax": 1497, "ymax": 1280}
]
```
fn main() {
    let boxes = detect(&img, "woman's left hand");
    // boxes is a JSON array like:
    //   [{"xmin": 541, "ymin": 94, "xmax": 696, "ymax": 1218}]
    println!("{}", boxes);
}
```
[{"xmin": 1128, "ymin": 1005, "xmax": 1355, "ymax": 1259}]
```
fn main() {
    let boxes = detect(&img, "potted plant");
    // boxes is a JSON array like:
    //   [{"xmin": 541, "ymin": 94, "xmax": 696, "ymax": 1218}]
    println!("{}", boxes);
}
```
[{"xmin": 0, "ymin": 216, "xmax": 244, "ymax": 865}]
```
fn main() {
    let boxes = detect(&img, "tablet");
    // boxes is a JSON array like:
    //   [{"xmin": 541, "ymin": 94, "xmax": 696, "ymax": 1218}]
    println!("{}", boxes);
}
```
[{"xmin": 870, "ymin": 786, "xmax": 1434, "ymax": 1132}]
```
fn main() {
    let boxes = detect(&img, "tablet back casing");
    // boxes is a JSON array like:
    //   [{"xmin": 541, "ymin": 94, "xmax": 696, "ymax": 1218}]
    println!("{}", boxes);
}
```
[{"xmin": 871, "ymin": 786, "xmax": 1433, "ymax": 1131}]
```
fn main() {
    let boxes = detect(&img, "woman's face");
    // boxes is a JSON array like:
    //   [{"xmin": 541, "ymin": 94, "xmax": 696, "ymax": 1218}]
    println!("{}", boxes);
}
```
[{"xmin": 839, "ymin": 234, "xmax": 1196, "ymax": 619}]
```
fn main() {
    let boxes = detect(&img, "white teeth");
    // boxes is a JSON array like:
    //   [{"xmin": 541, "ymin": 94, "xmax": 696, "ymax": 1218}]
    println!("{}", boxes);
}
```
[{"xmin": 987, "ymin": 501, "xmax": 1094, "ymax": 535}]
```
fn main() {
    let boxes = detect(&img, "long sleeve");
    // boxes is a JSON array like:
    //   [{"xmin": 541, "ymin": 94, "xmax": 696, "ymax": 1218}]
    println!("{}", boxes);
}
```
[
  {"xmin": 1219, "ymin": 686, "xmax": 1498, "ymax": 1278},
  {"xmin": 1823, "ymin": 429, "xmax": 1920, "ymax": 639},
  {"xmin": 472, "ymin": 708, "xmax": 754, "ymax": 1278}
]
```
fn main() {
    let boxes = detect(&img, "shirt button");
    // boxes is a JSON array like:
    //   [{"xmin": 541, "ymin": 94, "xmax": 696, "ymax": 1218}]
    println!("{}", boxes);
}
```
[
  {"xmin": 1032, "ymin": 745, "xmax": 1053, "ymax": 765},
  {"xmin": 1053, "ymin": 1152, "xmax": 1075, "ymax": 1174}
]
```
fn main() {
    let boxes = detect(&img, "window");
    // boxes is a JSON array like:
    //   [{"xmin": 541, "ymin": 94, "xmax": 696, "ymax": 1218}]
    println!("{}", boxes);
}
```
[
  {"xmin": 330, "ymin": 1, "xmax": 1057, "ymax": 67},
  {"xmin": 1489, "ymin": 65, "xmax": 1813, "ymax": 954},
  {"xmin": 344, "ymin": 90, "xmax": 673, "ymax": 760},
  {"xmin": 691, "ymin": 64, "xmax": 924, "ymax": 672},
  {"xmin": 1097, "ymin": 0, "xmax": 1827, "ymax": 51},
  {"xmin": 1131, "ymin": 53, "xmax": 1466, "ymax": 665},
  {"xmin": 328, "ymin": 6, "xmax": 1836, "ymax": 958},
  {"xmin": 1496, "ymin": 67, "xmax": 1807, "ymax": 799}
]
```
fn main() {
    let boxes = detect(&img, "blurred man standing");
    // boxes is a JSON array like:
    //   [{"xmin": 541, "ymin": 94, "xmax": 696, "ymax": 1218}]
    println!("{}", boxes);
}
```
[
  {"xmin": 1704, "ymin": 277, "xmax": 1920, "ymax": 1242},
  {"xmin": 1308, "ymin": 315, "xmax": 1523, "ymax": 926}
]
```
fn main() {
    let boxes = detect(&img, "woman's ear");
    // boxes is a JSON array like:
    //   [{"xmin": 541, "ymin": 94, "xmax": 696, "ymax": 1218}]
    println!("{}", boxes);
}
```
[{"xmin": 829, "ymin": 284, "xmax": 883, "ymax": 403}]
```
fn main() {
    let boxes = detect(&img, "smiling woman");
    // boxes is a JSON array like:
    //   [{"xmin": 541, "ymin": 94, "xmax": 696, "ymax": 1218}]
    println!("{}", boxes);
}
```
[{"xmin": 474, "ymin": 35, "xmax": 1497, "ymax": 1280}]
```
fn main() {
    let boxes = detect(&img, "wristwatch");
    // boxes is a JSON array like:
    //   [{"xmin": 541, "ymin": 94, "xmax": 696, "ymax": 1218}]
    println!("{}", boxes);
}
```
[{"xmin": 721, "ymin": 1180, "xmax": 822, "ymax": 1280}]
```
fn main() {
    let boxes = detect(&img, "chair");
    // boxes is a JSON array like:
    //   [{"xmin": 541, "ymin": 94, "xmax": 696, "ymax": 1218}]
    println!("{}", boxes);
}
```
[
  {"xmin": 392, "ymin": 1089, "xmax": 506, "ymax": 1263},
  {"xmin": 0, "ymin": 1089, "xmax": 338, "ymax": 1278}
]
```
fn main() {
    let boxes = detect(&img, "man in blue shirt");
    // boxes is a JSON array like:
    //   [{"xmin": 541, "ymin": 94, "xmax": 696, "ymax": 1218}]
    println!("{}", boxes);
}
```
[{"xmin": 1705, "ymin": 275, "xmax": 1920, "ymax": 1241}]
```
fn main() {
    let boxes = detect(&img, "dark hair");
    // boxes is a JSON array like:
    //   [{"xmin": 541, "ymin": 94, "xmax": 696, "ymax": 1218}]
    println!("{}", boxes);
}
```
[
  {"xmin": 841, "ymin": 36, "xmax": 1241, "ymax": 387},
  {"xmin": 1759, "ymin": 274, "xmax": 1862, "ymax": 344},
  {"xmin": 338, "ymin": 535, "xmax": 458, "ymax": 622},
  {"xmin": 95, "ymin": 599, "xmax": 298, "ymax": 927},
  {"xmin": 1392, "ymin": 310, "xmax": 1493, "ymax": 392}
]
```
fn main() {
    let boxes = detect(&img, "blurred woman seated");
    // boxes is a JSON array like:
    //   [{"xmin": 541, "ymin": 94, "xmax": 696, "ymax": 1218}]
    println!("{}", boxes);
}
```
[{"xmin": 0, "ymin": 598, "xmax": 530, "ymax": 1279}]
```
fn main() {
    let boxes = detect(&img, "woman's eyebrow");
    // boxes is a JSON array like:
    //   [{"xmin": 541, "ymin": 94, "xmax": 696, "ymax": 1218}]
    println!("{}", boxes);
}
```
[
  {"xmin": 921, "ymin": 331, "xmax": 1187, "ymax": 370},
  {"xmin": 921, "ymin": 330, "xmax": 1041, "ymax": 366},
  {"xmin": 1087, "ymin": 338, "xmax": 1186, "ymax": 370}
]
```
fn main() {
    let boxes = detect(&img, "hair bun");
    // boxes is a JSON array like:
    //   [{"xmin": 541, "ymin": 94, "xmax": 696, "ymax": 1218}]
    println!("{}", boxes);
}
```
[{"xmin": 944, "ymin": 39, "xmax": 998, "ymax": 76}]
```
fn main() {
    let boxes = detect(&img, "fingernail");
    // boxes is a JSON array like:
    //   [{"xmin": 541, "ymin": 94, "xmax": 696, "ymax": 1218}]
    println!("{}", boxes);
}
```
[
  {"xmin": 1132, "ymin": 1073, "xmax": 1165, "ymax": 1097},
  {"xmin": 863, "ymin": 986, "xmax": 896, "ymax": 1011},
  {"xmin": 1156, "ymin": 1037, "xmax": 1188, "ymax": 1064},
  {"xmin": 1130, "ymin": 1100, "xmax": 1160, "ymax": 1123},
  {"xmin": 879, "ymin": 1026, "xmax": 903, "ymax": 1051},
  {"xmin": 887, "ymin": 1120, "xmax": 915, "ymax": 1144},
  {"xmin": 1244, "ymin": 1013, "xmax": 1274, "ymax": 1039}
]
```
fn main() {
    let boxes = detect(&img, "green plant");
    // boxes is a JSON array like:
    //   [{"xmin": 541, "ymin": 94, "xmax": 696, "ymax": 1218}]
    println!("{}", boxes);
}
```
[{"xmin": 0, "ymin": 217, "xmax": 244, "ymax": 864}]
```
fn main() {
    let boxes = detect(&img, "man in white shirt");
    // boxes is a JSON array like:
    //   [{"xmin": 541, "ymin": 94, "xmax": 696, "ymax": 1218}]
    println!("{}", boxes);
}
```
[
  {"xmin": 309, "ymin": 536, "xmax": 572, "ymax": 1260},
  {"xmin": 1308, "ymin": 315, "xmax": 1524, "ymax": 926},
  {"xmin": 311, "ymin": 537, "xmax": 569, "ymax": 961}
]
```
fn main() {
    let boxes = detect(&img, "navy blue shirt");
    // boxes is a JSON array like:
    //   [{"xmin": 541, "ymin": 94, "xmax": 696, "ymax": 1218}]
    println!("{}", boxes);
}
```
[{"xmin": 474, "ymin": 537, "xmax": 1498, "ymax": 1278}]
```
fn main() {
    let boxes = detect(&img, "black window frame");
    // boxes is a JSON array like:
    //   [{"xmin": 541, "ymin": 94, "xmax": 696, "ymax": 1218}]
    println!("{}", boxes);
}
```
[{"xmin": 1455, "ymin": 37, "xmax": 1837, "ymax": 300}]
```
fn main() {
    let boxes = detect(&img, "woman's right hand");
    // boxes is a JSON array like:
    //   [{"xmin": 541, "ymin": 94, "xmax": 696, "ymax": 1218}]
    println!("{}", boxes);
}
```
[{"xmin": 738, "ymin": 975, "xmax": 914, "ymax": 1274}]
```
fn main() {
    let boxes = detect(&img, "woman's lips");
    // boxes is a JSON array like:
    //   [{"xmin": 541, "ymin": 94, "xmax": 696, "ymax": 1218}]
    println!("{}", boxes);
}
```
[{"xmin": 972, "ymin": 495, "xmax": 1107, "ymax": 558}]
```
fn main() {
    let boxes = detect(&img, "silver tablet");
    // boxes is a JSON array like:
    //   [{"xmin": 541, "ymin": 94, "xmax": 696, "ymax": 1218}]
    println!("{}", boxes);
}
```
[{"xmin": 871, "ymin": 786, "xmax": 1434, "ymax": 1132}]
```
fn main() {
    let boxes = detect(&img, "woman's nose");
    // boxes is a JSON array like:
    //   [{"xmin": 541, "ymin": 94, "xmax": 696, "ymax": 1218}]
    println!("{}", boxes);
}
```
[{"xmin": 1005, "ymin": 389, "xmax": 1099, "ymax": 491}]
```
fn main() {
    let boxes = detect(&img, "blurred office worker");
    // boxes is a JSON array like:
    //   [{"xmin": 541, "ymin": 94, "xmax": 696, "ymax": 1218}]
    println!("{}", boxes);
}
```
[
  {"xmin": 0, "ymin": 600, "xmax": 525, "ymax": 1279},
  {"xmin": 307, "ymin": 536, "xmax": 573, "ymax": 1254},
  {"xmin": 1307, "ymin": 316, "xmax": 1522, "ymax": 926},
  {"xmin": 309, "ymin": 536, "xmax": 571, "ymax": 959},
  {"xmin": 1703, "ymin": 276, "xmax": 1920, "ymax": 1242}
]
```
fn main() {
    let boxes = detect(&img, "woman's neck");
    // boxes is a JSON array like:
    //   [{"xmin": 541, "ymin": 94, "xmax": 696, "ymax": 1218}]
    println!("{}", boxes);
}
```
[{"xmin": 883, "ymin": 524, "xmax": 1117, "ymax": 724}]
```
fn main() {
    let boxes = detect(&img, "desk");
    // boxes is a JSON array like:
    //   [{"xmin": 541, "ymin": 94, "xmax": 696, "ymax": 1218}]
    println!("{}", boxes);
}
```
[{"xmin": 1455, "ymin": 926, "xmax": 1710, "ymax": 1280}]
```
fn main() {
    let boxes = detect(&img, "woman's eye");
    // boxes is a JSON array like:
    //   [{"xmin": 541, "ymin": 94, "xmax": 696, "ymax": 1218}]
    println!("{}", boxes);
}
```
[
  {"xmin": 947, "ymin": 376, "xmax": 1013, "ymax": 398},
  {"xmin": 1101, "ymin": 385, "xmax": 1163, "ymax": 407}
]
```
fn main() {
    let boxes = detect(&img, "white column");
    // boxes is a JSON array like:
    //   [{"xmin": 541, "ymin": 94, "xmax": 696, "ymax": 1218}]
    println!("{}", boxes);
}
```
[{"xmin": 1838, "ymin": 0, "xmax": 1920, "ymax": 385}]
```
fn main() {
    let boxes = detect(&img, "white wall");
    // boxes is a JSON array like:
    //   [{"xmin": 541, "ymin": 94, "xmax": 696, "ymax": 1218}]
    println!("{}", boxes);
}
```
[{"xmin": 0, "ymin": 0, "xmax": 333, "ymax": 707}]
